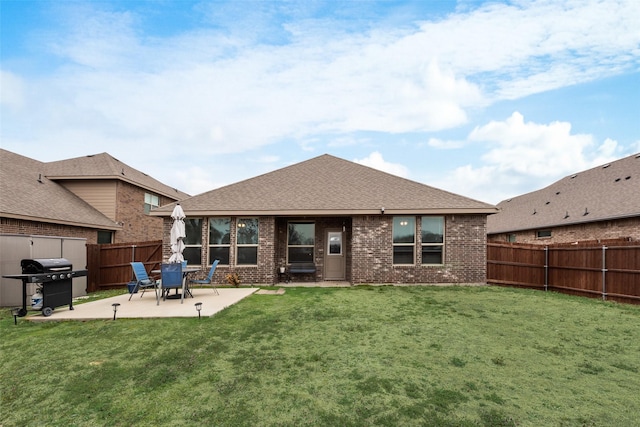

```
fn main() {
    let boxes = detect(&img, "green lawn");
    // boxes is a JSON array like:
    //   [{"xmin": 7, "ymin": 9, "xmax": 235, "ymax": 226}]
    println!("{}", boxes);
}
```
[{"xmin": 2, "ymin": 286, "xmax": 639, "ymax": 426}]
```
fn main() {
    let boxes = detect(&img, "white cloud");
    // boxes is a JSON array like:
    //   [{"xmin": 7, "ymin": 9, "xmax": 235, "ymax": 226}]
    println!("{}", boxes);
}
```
[
  {"xmin": 427, "ymin": 137, "xmax": 466, "ymax": 150},
  {"xmin": 353, "ymin": 151, "xmax": 409, "ymax": 178},
  {"xmin": 431, "ymin": 112, "xmax": 625, "ymax": 204}
]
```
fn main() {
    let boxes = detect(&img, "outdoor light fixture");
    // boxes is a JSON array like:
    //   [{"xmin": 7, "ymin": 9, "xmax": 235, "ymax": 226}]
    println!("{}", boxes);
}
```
[
  {"xmin": 12, "ymin": 307, "xmax": 19, "ymax": 325},
  {"xmin": 112, "ymin": 303, "xmax": 120, "ymax": 320},
  {"xmin": 195, "ymin": 302, "xmax": 203, "ymax": 319}
]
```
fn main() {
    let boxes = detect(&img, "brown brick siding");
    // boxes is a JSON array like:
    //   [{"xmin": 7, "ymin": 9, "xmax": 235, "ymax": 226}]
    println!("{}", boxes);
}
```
[
  {"xmin": 351, "ymin": 214, "xmax": 487, "ymax": 284},
  {"xmin": 489, "ymin": 217, "xmax": 640, "ymax": 244},
  {"xmin": 114, "ymin": 181, "xmax": 172, "ymax": 243},
  {"xmin": 0, "ymin": 218, "xmax": 99, "ymax": 244},
  {"xmin": 165, "ymin": 214, "xmax": 488, "ymax": 285}
]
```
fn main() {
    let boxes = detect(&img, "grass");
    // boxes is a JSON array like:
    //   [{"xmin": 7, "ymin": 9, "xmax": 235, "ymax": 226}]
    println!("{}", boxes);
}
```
[{"xmin": 1, "ymin": 286, "xmax": 639, "ymax": 426}]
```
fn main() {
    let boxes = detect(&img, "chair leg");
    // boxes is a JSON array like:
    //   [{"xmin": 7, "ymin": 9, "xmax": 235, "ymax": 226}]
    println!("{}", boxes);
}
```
[
  {"xmin": 128, "ymin": 283, "xmax": 139, "ymax": 301},
  {"xmin": 212, "ymin": 284, "xmax": 219, "ymax": 295}
]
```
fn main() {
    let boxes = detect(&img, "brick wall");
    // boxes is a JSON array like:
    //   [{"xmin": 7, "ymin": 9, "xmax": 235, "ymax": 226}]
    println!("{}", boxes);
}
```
[
  {"xmin": 166, "ymin": 214, "xmax": 488, "ymax": 285},
  {"xmin": 351, "ymin": 214, "xmax": 487, "ymax": 285},
  {"xmin": 0, "ymin": 218, "xmax": 99, "ymax": 244},
  {"xmin": 114, "ymin": 181, "xmax": 169, "ymax": 243},
  {"xmin": 488, "ymin": 217, "xmax": 640, "ymax": 244}
]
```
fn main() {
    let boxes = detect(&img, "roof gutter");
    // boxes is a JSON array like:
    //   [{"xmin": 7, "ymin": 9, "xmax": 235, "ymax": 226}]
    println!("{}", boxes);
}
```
[
  {"xmin": 150, "ymin": 207, "xmax": 499, "ymax": 217},
  {"xmin": 0, "ymin": 212, "xmax": 122, "ymax": 231}
]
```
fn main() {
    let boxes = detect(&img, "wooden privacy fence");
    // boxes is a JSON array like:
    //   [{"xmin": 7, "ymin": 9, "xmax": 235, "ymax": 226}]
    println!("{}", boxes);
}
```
[
  {"xmin": 86, "ymin": 240, "xmax": 162, "ymax": 292},
  {"xmin": 487, "ymin": 240, "xmax": 640, "ymax": 304}
]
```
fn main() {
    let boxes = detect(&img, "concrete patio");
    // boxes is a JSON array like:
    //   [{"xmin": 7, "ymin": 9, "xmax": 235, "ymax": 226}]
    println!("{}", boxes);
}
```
[{"xmin": 27, "ymin": 287, "xmax": 260, "ymax": 321}]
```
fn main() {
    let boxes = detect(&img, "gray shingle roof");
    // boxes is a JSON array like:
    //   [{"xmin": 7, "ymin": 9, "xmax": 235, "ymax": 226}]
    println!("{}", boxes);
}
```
[
  {"xmin": 0, "ymin": 149, "xmax": 120, "ymax": 229},
  {"xmin": 488, "ymin": 153, "xmax": 640, "ymax": 234},
  {"xmin": 151, "ymin": 154, "xmax": 497, "ymax": 216},
  {"xmin": 45, "ymin": 153, "xmax": 190, "ymax": 200}
]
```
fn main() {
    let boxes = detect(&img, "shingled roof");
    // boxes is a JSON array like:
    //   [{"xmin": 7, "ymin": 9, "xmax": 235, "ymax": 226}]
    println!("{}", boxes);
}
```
[
  {"xmin": 488, "ymin": 152, "xmax": 640, "ymax": 234},
  {"xmin": 45, "ymin": 153, "xmax": 189, "ymax": 200},
  {"xmin": 0, "ymin": 149, "xmax": 120, "ymax": 229},
  {"xmin": 151, "ymin": 154, "xmax": 497, "ymax": 217}
]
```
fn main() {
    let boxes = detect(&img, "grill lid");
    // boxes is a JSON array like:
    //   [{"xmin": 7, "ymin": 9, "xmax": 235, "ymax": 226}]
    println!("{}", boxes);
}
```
[{"xmin": 21, "ymin": 258, "xmax": 72, "ymax": 274}]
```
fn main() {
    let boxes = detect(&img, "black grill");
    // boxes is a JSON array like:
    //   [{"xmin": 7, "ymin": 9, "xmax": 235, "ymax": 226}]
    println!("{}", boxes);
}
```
[{"xmin": 2, "ymin": 258, "xmax": 88, "ymax": 317}]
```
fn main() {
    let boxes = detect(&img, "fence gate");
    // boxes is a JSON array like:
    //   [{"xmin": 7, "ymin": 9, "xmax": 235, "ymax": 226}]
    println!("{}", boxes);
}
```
[{"xmin": 86, "ymin": 240, "xmax": 162, "ymax": 292}]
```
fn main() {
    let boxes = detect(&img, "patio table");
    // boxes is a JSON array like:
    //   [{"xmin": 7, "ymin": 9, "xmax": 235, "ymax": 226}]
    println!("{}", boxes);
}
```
[{"xmin": 152, "ymin": 267, "xmax": 201, "ymax": 299}]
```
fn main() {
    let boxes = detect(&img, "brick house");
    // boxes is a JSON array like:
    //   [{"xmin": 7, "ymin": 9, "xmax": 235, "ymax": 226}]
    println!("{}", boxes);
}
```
[
  {"xmin": 0, "ymin": 149, "xmax": 189, "ymax": 244},
  {"xmin": 488, "ymin": 152, "xmax": 640, "ymax": 244},
  {"xmin": 151, "ymin": 154, "xmax": 497, "ymax": 285}
]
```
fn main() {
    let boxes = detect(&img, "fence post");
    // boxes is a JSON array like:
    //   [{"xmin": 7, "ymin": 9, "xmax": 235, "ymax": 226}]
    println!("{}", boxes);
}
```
[
  {"xmin": 544, "ymin": 246, "xmax": 549, "ymax": 292},
  {"xmin": 602, "ymin": 245, "xmax": 607, "ymax": 301}
]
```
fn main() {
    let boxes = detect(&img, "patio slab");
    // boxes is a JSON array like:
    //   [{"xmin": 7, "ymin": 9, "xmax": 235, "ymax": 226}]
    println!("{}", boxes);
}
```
[{"xmin": 26, "ymin": 287, "xmax": 259, "ymax": 321}]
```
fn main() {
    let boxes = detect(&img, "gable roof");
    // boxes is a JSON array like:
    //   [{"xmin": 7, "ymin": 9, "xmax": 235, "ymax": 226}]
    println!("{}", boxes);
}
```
[
  {"xmin": 0, "ymin": 149, "xmax": 120, "ymax": 230},
  {"xmin": 488, "ymin": 152, "xmax": 640, "ymax": 234},
  {"xmin": 151, "ymin": 154, "xmax": 497, "ymax": 216},
  {"xmin": 45, "ymin": 153, "xmax": 190, "ymax": 200}
]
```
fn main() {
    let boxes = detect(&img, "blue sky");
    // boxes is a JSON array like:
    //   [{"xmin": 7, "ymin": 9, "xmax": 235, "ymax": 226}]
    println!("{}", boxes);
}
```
[{"xmin": 2, "ymin": 0, "xmax": 639, "ymax": 204}]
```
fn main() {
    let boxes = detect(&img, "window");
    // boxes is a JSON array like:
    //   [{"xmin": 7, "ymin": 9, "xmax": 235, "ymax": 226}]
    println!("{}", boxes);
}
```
[
  {"xmin": 97, "ymin": 231, "xmax": 113, "ymax": 244},
  {"xmin": 183, "ymin": 218, "xmax": 203, "ymax": 265},
  {"xmin": 393, "ymin": 216, "xmax": 415, "ymax": 264},
  {"xmin": 209, "ymin": 218, "xmax": 230, "ymax": 265},
  {"xmin": 236, "ymin": 218, "xmax": 258, "ymax": 265},
  {"xmin": 536, "ymin": 230, "xmax": 552, "ymax": 239},
  {"xmin": 144, "ymin": 193, "xmax": 159, "ymax": 214},
  {"xmin": 507, "ymin": 233, "xmax": 517, "ymax": 243},
  {"xmin": 288, "ymin": 222, "xmax": 314, "ymax": 263},
  {"xmin": 421, "ymin": 216, "xmax": 444, "ymax": 264}
]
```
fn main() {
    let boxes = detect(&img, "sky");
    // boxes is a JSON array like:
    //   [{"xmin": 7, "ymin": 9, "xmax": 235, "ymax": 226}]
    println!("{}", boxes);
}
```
[{"xmin": 1, "ymin": 0, "xmax": 639, "ymax": 205}]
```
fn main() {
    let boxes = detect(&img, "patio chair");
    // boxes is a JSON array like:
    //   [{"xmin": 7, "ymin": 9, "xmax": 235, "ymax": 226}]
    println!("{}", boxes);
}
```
[
  {"xmin": 160, "ymin": 263, "xmax": 186, "ymax": 303},
  {"xmin": 129, "ymin": 262, "xmax": 160, "ymax": 305},
  {"xmin": 188, "ymin": 259, "xmax": 220, "ymax": 295}
]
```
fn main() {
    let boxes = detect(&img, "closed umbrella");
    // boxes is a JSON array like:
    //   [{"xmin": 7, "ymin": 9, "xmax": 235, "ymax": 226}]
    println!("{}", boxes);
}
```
[{"xmin": 168, "ymin": 203, "xmax": 186, "ymax": 263}]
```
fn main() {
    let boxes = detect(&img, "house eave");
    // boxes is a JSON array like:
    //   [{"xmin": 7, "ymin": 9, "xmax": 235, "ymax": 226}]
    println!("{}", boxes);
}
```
[
  {"xmin": 0, "ymin": 212, "xmax": 122, "ymax": 231},
  {"xmin": 150, "ymin": 207, "xmax": 498, "ymax": 217},
  {"xmin": 488, "ymin": 212, "xmax": 640, "ymax": 235},
  {"xmin": 47, "ymin": 175, "xmax": 186, "ymax": 201}
]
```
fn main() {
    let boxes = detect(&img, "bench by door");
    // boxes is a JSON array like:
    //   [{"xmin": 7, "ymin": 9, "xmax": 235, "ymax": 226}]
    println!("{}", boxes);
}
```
[{"xmin": 324, "ymin": 229, "xmax": 345, "ymax": 280}]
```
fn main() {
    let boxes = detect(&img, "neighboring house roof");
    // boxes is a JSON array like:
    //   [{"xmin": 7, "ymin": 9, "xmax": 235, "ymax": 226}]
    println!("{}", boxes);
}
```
[
  {"xmin": 0, "ymin": 149, "xmax": 120, "ymax": 230},
  {"xmin": 45, "ymin": 152, "xmax": 190, "ymax": 200},
  {"xmin": 151, "ymin": 154, "xmax": 497, "ymax": 217},
  {"xmin": 488, "ymin": 153, "xmax": 640, "ymax": 234}
]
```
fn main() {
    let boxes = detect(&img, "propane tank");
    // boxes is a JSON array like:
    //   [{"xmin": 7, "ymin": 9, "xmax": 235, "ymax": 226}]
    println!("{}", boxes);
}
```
[{"xmin": 31, "ymin": 289, "xmax": 43, "ymax": 310}]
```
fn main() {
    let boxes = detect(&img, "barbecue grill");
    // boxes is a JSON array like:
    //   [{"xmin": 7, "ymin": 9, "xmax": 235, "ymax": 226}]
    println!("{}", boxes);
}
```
[{"xmin": 2, "ymin": 258, "xmax": 88, "ymax": 317}]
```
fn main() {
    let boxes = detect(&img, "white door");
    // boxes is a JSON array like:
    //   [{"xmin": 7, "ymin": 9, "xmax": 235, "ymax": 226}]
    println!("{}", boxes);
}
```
[{"xmin": 324, "ymin": 230, "xmax": 345, "ymax": 280}]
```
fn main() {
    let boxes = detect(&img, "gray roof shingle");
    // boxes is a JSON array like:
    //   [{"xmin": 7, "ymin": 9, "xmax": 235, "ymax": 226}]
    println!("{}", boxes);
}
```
[
  {"xmin": 44, "ymin": 152, "xmax": 190, "ymax": 200},
  {"xmin": 152, "ymin": 154, "xmax": 497, "ymax": 216},
  {"xmin": 488, "ymin": 153, "xmax": 640, "ymax": 234},
  {"xmin": 0, "ymin": 149, "xmax": 120, "ymax": 229}
]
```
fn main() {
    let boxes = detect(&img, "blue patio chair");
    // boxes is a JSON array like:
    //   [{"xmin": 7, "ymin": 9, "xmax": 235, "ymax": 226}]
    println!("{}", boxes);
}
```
[
  {"xmin": 188, "ymin": 259, "xmax": 220, "ymax": 295},
  {"xmin": 129, "ymin": 262, "xmax": 160, "ymax": 305},
  {"xmin": 160, "ymin": 263, "xmax": 186, "ymax": 303}
]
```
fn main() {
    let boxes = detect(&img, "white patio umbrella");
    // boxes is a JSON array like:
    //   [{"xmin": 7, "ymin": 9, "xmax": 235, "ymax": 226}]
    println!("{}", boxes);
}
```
[{"xmin": 168, "ymin": 203, "xmax": 186, "ymax": 263}]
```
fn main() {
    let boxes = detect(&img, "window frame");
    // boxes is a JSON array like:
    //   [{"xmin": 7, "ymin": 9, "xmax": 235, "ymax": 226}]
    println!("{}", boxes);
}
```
[
  {"xmin": 143, "ymin": 192, "xmax": 159, "ymax": 214},
  {"xmin": 208, "ymin": 217, "xmax": 230, "ymax": 266},
  {"xmin": 536, "ymin": 230, "xmax": 552, "ymax": 239},
  {"xmin": 183, "ymin": 217, "xmax": 203, "ymax": 265},
  {"xmin": 287, "ymin": 221, "xmax": 315, "ymax": 264},
  {"xmin": 421, "ymin": 216, "xmax": 444, "ymax": 265},
  {"xmin": 392, "ymin": 216, "xmax": 416, "ymax": 265},
  {"xmin": 236, "ymin": 218, "xmax": 259, "ymax": 266}
]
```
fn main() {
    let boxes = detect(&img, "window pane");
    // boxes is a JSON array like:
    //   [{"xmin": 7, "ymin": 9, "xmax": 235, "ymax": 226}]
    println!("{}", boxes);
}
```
[
  {"xmin": 209, "ymin": 218, "xmax": 230, "ymax": 244},
  {"xmin": 422, "ymin": 216, "xmax": 443, "ymax": 243},
  {"xmin": 237, "ymin": 247, "xmax": 258, "ymax": 265},
  {"xmin": 288, "ymin": 247, "xmax": 314, "ymax": 263},
  {"xmin": 328, "ymin": 232, "xmax": 342, "ymax": 255},
  {"xmin": 393, "ymin": 246, "xmax": 414, "ymax": 264},
  {"xmin": 237, "ymin": 218, "xmax": 258, "ymax": 244},
  {"xmin": 209, "ymin": 247, "xmax": 230, "ymax": 265},
  {"xmin": 393, "ymin": 217, "xmax": 415, "ymax": 243},
  {"xmin": 97, "ymin": 231, "xmax": 112, "ymax": 244},
  {"xmin": 422, "ymin": 246, "xmax": 443, "ymax": 264},
  {"xmin": 183, "ymin": 218, "xmax": 202, "ymax": 245},
  {"xmin": 183, "ymin": 247, "xmax": 202, "ymax": 265},
  {"xmin": 288, "ymin": 223, "xmax": 314, "ymax": 245}
]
